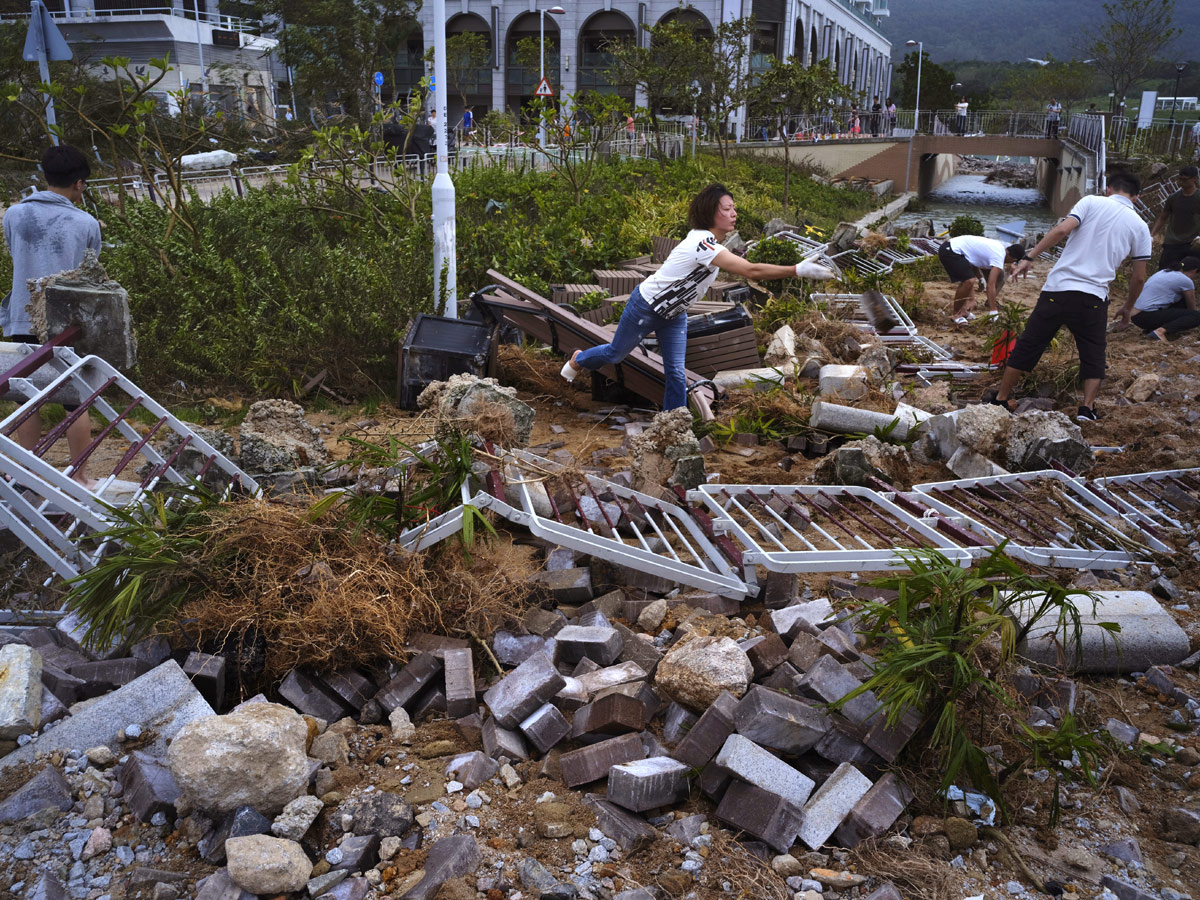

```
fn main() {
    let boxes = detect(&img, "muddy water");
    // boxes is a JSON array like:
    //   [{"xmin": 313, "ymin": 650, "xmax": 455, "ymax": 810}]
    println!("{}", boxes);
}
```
[{"xmin": 893, "ymin": 174, "xmax": 1059, "ymax": 242}]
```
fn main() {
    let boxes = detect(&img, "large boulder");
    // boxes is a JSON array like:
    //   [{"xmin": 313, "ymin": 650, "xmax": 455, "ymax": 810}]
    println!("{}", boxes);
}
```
[
  {"xmin": 226, "ymin": 835, "xmax": 313, "ymax": 893},
  {"xmin": 238, "ymin": 399, "xmax": 330, "ymax": 474},
  {"xmin": 629, "ymin": 408, "xmax": 704, "ymax": 494},
  {"xmin": 952, "ymin": 404, "xmax": 1011, "ymax": 458},
  {"xmin": 419, "ymin": 374, "xmax": 535, "ymax": 447},
  {"xmin": 167, "ymin": 702, "xmax": 310, "ymax": 816},
  {"xmin": 813, "ymin": 436, "xmax": 912, "ymax": 488},
  {"xmin": 655, "ymin": 636, "xmax": 753, "ymax": 712},
  {"xmin": 1007, "ymin": 411, "xmax": 1093, "ymax": 474}
]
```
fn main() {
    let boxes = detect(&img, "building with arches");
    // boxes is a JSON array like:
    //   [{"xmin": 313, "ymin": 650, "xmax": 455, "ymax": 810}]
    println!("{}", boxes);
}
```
[{"xmin": 409, "ymin": 1, "xmax": 893, "ymax": 132}]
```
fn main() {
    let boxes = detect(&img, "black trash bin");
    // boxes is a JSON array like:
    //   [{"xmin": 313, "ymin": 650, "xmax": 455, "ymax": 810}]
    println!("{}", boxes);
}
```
[
  {"xmin": 686, "ymin": 304, "xmax": 753, "ymax": 339},
  {"xmin": 397, "ymin": 314, "xmax": 494, "ymax": 410}
]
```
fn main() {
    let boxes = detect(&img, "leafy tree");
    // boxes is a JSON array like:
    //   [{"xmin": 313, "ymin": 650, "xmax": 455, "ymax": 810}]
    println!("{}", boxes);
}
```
[
  {"xmin": 440, "ymin": 31, "xmax": 490, "ymax": 115},
  {"xmin": 997, "ymin": 57, "xmax": 1098, "ymax": 109},
  {"xmin": 748, "ymin": 57, "xmax": 843, "ymax": 208},
  {"xmin": 1081, "ymin": 0, "xmax": 1180, "ymax": 106},
  {"xmin": 528, "ymin": 90, "xmax": 633, "ymax": 204},
  {"xmin": 896, "ymin": 50, "xmax": 958, "ymax": 115},
  {"xmin": 702, "ymin": 16, "xmax": 756, "ymax": 166},
  {"xmin": 253, "ymin": 0, "xmax": 420, "ymax": 120}
]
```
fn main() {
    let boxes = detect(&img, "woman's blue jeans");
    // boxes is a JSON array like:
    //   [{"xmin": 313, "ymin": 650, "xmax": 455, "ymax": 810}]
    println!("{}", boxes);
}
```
[{"xmin": 575, "ymin": 285, "xmax": 689, "ymax": 411}]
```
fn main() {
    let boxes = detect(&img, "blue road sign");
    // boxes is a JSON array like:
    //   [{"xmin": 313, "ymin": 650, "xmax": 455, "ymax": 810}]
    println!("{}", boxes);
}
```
[{"xmin": 374, "ymin": 71, "xmax": 383, "ymax": 87}]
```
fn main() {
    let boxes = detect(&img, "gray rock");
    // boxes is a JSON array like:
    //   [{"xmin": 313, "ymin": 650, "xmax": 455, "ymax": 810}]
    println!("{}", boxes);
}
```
[
  {"xmin": 271, "ymin": 794, "xmax": 324, "ymax": 841},
  {"xmin": 225, "ymin": 835, "xmax": 313, "ymax": 894},
  {"xmin": 0, "ymin": 643, "xmax": 42, "ymax": 738},
  {"xmin": 0, "ymin": 765, "xmax": 74, "ymax": 823},
  {"xmin": 168, "ymin": 702, "xmax": 310, "ymax": 816},
  {"xmin": 339, "ymin": 791, "xmax": 414, "ymax": 837},
  {"xmin": 1159, "ymin": 807, "xmax": 1200, "ymax": 845},
  {"xmin": 418, "ymin": 375, "xmax": 535, "ymax": 447},
  {"xmin": 655, "ymin": 636, "xmax": 753, "ymax": 711},
  {"xmin": 400, "ymin": 834, "xmax": 480, "ymax": 900}
]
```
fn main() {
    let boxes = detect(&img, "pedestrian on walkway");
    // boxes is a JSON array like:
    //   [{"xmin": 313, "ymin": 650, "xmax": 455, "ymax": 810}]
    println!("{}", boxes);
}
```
[
  {"xmin": 955, "ymin": 96, "xmax": 969, "ymax": 135},
  {"xmin": 560, "ymin": 184, "xmax": 836, "ymax": 411},
  {"xmin": 1046, "ymin": 97, "xmax": 1062, "ymax": 138},
  {"xmin": 1130, "ymin": 256, "xmax": 1200, "ymax": 341},
  {"xmin": 2, "ymin": 145, "xmax": 102, "ymax": 487},
  {"xmin": 871, "ymin": 96, "xmax": 882, "ymax": 136},
  {"xmin": 1150, "ymin": 165, "xmax": 1200, "ymax": 271},
  {"xmin": 886, "ymin": 97, "xmax": 897, "ymax": 135},
  {"xmin": 991, "ymin": 170, "xmax": 1151, "ymax": 423}
]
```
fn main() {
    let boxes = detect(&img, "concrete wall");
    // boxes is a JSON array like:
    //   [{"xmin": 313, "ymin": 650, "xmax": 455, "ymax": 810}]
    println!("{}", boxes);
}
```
[
  {"xmin": 742, "ymin": 140, "xmax": 958, "ymax": 195},
  {"xmin": 1036, "ymin": 141, "xmax": 1093, "ymax": 218}
]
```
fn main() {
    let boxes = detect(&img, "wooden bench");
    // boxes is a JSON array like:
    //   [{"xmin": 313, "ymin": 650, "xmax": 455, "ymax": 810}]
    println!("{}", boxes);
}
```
[
  {"xmin": 651, "ymin": 236, "xmax": 681, "ymax": 263},
  {"xmin": 593, "ymin": 269, "xmax": 643, "ymax": 296},
  {"xmin": 685, "ymin": 325, "xmax": 763, "ymax": 377},
  {"xmin": 550, "ymin": 283, "xmax": 607, "ymax": 305}
]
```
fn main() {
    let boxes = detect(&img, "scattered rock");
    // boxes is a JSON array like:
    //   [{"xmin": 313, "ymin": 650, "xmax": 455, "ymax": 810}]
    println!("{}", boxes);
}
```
[
  {"xmin": 655, "ymin": 635, "xmax": 753, "ymax": 711},
  {"xmin": 225, "ymin": 834, "xmax": 314, "ymax": 894}
]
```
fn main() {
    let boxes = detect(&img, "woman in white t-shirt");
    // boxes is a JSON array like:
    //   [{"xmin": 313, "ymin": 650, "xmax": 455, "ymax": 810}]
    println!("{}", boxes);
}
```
[
  {"xmin": 1130, "ymin": 256, "xmax": 1200, "ymax": 340},
  {"xmin": 561, "ymin": 184, "xmax": 836, "ymax": 410},
  {"xmin": 955, "ymin": 97, "xmax": 968, "ymax": 135}
]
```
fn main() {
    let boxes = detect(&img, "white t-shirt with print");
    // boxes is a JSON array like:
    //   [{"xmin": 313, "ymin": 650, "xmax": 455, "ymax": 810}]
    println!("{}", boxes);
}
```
[
  {"xmin": 640, "ymin": 229, "xmax": 724, "ymax": 318},
  {"xmin": 1135, "ymin": 269, "xmax": 1195, "ymax": 311},
  {"xmin": 948, "ymin": 235, "xmax": 1005, "ymax": 270},
  {"xmin": 1043, "ymin": 194, "xmax": 1152, "ymax": 300}
]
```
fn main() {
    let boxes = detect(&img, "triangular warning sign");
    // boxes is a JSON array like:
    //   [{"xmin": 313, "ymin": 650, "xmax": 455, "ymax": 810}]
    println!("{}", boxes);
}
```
[{"xmin": 534, "ymin": 77, "xmax": 554, "ymax": 98}]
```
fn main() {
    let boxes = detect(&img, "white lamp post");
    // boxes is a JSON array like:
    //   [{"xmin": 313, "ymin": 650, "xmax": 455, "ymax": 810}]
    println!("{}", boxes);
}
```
[
  {"xmin": 431, "ymin": 0, "xmax": 457, "ymax": 316},
  {"xmin": 903, "ymin": 39, "xmax": 922, "ymax": 195},
  {"xmin": 538, "ymin": 6, "xmax": 565, "ymax": 148},
  {"xmin": 691, "ymin": 79, "xmax": 701, "ymax": 158}
]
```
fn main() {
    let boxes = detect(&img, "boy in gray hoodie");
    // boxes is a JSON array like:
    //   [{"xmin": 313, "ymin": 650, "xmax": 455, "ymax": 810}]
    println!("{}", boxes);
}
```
[{"xmin": 3, "ymin": 144, "xmax": 102, "ymax": 486}]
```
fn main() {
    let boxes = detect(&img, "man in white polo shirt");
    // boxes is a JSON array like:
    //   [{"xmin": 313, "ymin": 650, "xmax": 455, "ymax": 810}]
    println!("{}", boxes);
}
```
[
  {"xmin": 937, "ymin": 234, "xmax": 1027, "ymax": 323},
  {"xmin": 991, "ymin": 170, "xmax": 1151, "ymax": 422}
]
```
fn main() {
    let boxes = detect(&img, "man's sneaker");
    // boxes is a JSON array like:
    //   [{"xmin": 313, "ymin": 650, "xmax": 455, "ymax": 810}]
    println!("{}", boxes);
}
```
[
  {"xmin": 1076, "ymin": 406, "xmax": 1098, "ymax": 422},
  {"xmin": 953, "ymin": 315, "xmax": 969, "ymax": 326}
]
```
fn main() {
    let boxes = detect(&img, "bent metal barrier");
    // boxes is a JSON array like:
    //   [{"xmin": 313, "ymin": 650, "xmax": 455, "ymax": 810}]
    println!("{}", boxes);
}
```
[{"xmin": 0, "ymin": 336, "xmax": 258, "ymax": 588}]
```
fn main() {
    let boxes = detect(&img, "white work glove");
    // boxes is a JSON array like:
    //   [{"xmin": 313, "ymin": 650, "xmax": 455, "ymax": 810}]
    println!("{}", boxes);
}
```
[{"xmin": 795, "ymin": 259, "xmax": 836, "ymax": 280}]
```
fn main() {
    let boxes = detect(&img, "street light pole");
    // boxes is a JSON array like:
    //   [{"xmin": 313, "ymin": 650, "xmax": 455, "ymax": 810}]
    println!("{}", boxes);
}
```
[
  {"xmin": 903, "ymin": 39, "xmax": 922, "ymax": 195},
  {"xmin": 1170, "ymin": 62, "xmax": 1186, "ymax": 127},
  {"xmin": 691, "ymin": 79, "xmax": 700, "ymax": 158},
  {"xmin": 431, "ymin": 0, "xmax": 457, "ymax": 316},
  {"xmin": 537, "ymin": 6, "xmax": 565, "ymax": 149}
]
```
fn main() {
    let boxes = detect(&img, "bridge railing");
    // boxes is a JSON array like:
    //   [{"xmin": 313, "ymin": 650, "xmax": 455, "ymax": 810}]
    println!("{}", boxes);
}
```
[{"xmin": 1108, "ymin": 117, "xmax": 1199, "ymax": 159}]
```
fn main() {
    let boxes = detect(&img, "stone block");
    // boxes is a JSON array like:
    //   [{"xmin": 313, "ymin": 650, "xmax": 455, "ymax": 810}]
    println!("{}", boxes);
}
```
[
  {"xmin": 445, "ymin": 751, "xmax": 499, "ymax": 791},
  {"xmin": 0, "ymin": 765, "xmax": 73, "ymax": 823},
  {"xmin": 715, "ymin": 780, "xmax": 805, "ymax": 853},
  {"xmin": 813, "ymin": 718, "xmax": 879, "ymax": 767},
  {"xmin": 323, "ymin": 670, "xmax": 376, "ymax": 712},
  {"xmin": 674, "ymin": 591, "xmax": 740, "ymax": 616},
  {"xmin": 743, "ymin": 634, "xmax": 789, "ymax": 677},
  {"xmin": 1, "ymin": 660, "xmax": 213, "ymax": 773},
  {"xmin": 332, "ymin": 833, "xmax": 379, "ymax": 872},
  {"xmin": 575, "ymin": 661, "xmax": 647, "ymax": 696},
  {"xmin": 614, "ymin": 623, "xmax": 664, "ymax": 675},
  {"xmin": 121, "ymin": 750, "xmax": 182, "ymax": 822},
  {"xmin": 401, "ymin": 834, "xmax": 481, "ymax": 900},
  {"xmin": 30, "ymin": 250, "xmax": 137, "ymax": 368},
  {"xmin": 483, "ymin": 651, "xmax": 566, "ymax": 729},
  {"xmin": 195, "ymin": 869, "xmax": 255, "ymax": 900},
  {"xmin": 374, "ymin": 653, "xmax": 444, "ymax": 714},
  {"xmin": 1013, "ymin": 590, "xmax": 1191, "ymax": 672},
  {"xmin": 519, "ymin": 703, "xmax": 571, "ymax": 754},
  {"xmin": 834, "ymin": 773, "xmax": 912, "ymax": 847},
  {"xmin": 769, "ymin": 599, "xmax": 834, "ymax": 640},
  {"xmin": 788, "ymin": 632, "xmax": 824, "ymax": 672},
  {"xmin": 572, "ymin": 692, "xmax": 647, "ymax": 738},
  {"xmin": 863, "ymin": 708, "xmax": 921, "ymax": 763},
  {"xmin": 662, "ymin": 703, "xmax": 698, "ymax": 745},
  {"xmin": 672, "ymin": 691, "xmax": 739, "ymax": 769},
  {"xmin": 183, "ymin": 652, "xmax": 227, "ymax": 712},
  {"xmin": 1099, "ymin": 876, "xmax": 1157, "ymax": 900},
  {"xmin": 581, "ymin": 793, "xmax": 658, "ymax": 851},
  {"xmin": 69, "ymin": 657, "xmax": 153, "ymax": 699},
  {"xmin": 406, "ymin": 633, "xmax": 471, "ymax": 658},
  {"xmin": 492, "ymin": 631, "xmax": 556, "ymax": 667},
  {"xmin": 555, "ymin": 625, "xmax": 624, "ymax": 666},
  {"xmin": 531, "ymin": 568, "xmax": 594, "ymax": 605},
  {"xmin": 733, "ymin": 685, "xmax": 830, "ymax": 755},
  {"xmin": 796, "ymin": 655, "xmax": 881, "ymax": 726},
  {"xmin": 481, "ymin": 716, "xmax": 528, "ymax": 762},
  {"xmin": 442, "ymin": 648, "xmax": 476, "ymax": 718},
  {"xmin": 714, "ymin": 734, "xmax": 815, "ymax": 807},
  {"xmin": 607, "ymin": 756, "xmax": 690, "ymax": 812},
  {"xmin": 559, "ymin": 732, "xmax": 646, "ymax": 787},
  {"xmin": 278, "ymin": 668, "xmax": 351, "ymax": 722},
  {"xmin": 0, "ymin": 643, "xmax": 42, "ymax": 738},
  {"xmin": 796, "ymin": 762, "xmax": 873, "ymax": 850},
  {"xmin": 819, "ymin": 364, "xmax": 868, "ymax": 401}
]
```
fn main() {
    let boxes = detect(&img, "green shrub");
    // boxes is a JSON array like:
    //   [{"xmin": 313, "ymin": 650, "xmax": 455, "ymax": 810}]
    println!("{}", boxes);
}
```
[
  {"xmin": 948, "ymin": 214, "xmax": 984, "ymax": 237},
  {"xmin": 746, "ymin": 235, "xmax": 800, "ymax": 297}
]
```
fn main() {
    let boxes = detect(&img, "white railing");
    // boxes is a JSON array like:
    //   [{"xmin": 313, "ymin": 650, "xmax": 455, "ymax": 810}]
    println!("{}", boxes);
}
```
[{"xmin": 0, "ymin": 6, "xmax": 260, "ymax": 32}]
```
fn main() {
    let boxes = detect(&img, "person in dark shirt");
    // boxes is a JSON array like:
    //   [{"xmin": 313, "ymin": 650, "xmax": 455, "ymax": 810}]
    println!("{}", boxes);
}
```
[{"xmin": 1151, "ymin": 165, "xmax": 1200, "ymax": 270}]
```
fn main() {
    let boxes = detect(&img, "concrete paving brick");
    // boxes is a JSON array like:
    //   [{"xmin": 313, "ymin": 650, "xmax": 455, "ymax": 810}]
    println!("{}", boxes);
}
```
[
  {"xmin": 200, "ymin": 804, "xmax": 273, "ymax": 865},
  {"xmin": 492, "ymin": 631, "xmax": 556, "ymax": 667},
  {"xmin": 715, "ymin": 780, "xmax": 805, "ymax": 853},
  {"xmin": 401, "ymin": 834, "xmax": 481, "ymax": 900},
  {"xmin": 374, "ymin": 653, "xmax": 444, "ymax": 714},
  {"xmin": 787, "ymin": 632, "xmax": 824, "ymax": 673},
  {"xmin": 713, "ymin": 734, "xmax": 815, "ymax": 807},
  {"xmin": 0, "ymin": 765, "xmax": 73, "ymax": 823},
  {"xmin": 531, "ymin": 567, "xmax": 594, "ymax": 605},
  {"xmin": 553, "ymin": 676, "xmax": 589, "ymax": 711},
  {"xmin": 519, "ymin": 703, "xmax": 571, "ymax": 754},
  {"xmin": 572, "ymin": 657, "xmax": 601, "ymax": 676},
  {"xmin": 796, "ymin": 762, "xmax": 873, "ymax": 849},
  {"xmin": 761, "ymin": 570, "xmax": 799, "ymax": 609},
  {"xmin": 481, "ymin": 716, "xmax": 529, "ymax": 762},
  {"xmin": 863, "ymin": 708, "xmax": 921, "ymax": 762},
  {"xmin": 581, "ymin": 793, "xmax": 658, "ymax": 851},
  {"xmin": 323, "ymin": 670, "xmax": 376, "ymax": 712},
  {"xmin": 673, "ymin": 591, "xmax": 740, "ymax": 616},
  {"xmin": 483, "ymin": 651, "xmax": 566, "ymax": 729},
  {"xmin": 332, "ymin": 833, "xmax": 380, "ymax": 871},
  {"xmin": 613, "ymin": 622, "xmax": 663, "ymax": 675},
  {"xmin": 863, "ymin": 883, "xmax": 903, "ymax": 900},
  {"xmin": 69, "ymin": 657, "xmax": 153, "ymax": 699},
  {"xmin": 39, "ymin": 660, "xmax": 84, "ymax": 706},
  {"xmin": 445, "ymin": 751, "xmax": 499, "ymax": 791},
  {"xmin": 743, "ymin": 633, "xmax": 789, "ymax": 677},
  {"xmin": 195, "ymin": 869, "xmax": 255, "ymax": 900},
  {"xmin": 671, "ymin": 691, "xmax": 738, "ymax": 769},
  {"xmin": 733, "ymin": 685, "xmax": 830, "ymax": 755},
  {"xmin": 662, "ymin": 702, "xmax": 698, "ymax": 745},
  {"xmin": 575, "ymin": 661, "xmax": 647, "ymax": 696},
  {"xmin": 2, "ymin": 660, "xmax": 213, "ymax": 773},
  {"xmin": 572, "ymin": 692, "xmax": 647, "ymax": 738},
  {"xmin": 523, "ymin": 607, "xmax": 568, "ymax": 638},
  {"xmin": 834, "ymin": 772, "xmax": 912, "ymax": 847},
  {"xmin": 768, "ymin": 598, "xmax": 834, "ymax": 639},
  {"xmin": 555, "ymin": 625, "xmax": 624, "ymax": 666},
  {"xmin": 559, "ymin": 732, "xmax": 646, "ymax": 787},
  {"xmin": 698, "ymin": 760, "xmax": 732, "ymax": 800},
  {"xmin": 120, "ymin": 750, "xmax": 181, "ymax": 822},
  {"xmin": 816, "ymin": 626, "xmax": 859, "ymax": 661},
  {"xmin": 578, "ymin": 590, "xmax": 626, "ymax": 620},
  {"xmin": 607, "ymin": 756, "xmax": 690, "ymax": 812},
  {"xmin": 411, "ymin": 686, "xmax": 446, "ymax": 721},
  {"xmin": 183, "ymin": 651, "xmax": 227, "ymax": 712},
  {"xmin": 759, "ymin": 661, "xmax": 803, "ymax": 694},
  {"xmin": 813, "ymin": 718, "xmax": 879, "ymax": 768},
  {"xmin": 594, "ymin": 681, "xmax": 660, "ymax": 720},
  {"xmin": 797, "ymin": 655, "xmax": 881, "ymax": 726},
  {"xmin": 442, "ymin": 648, "xmax": 476, "ymax": 718}
]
